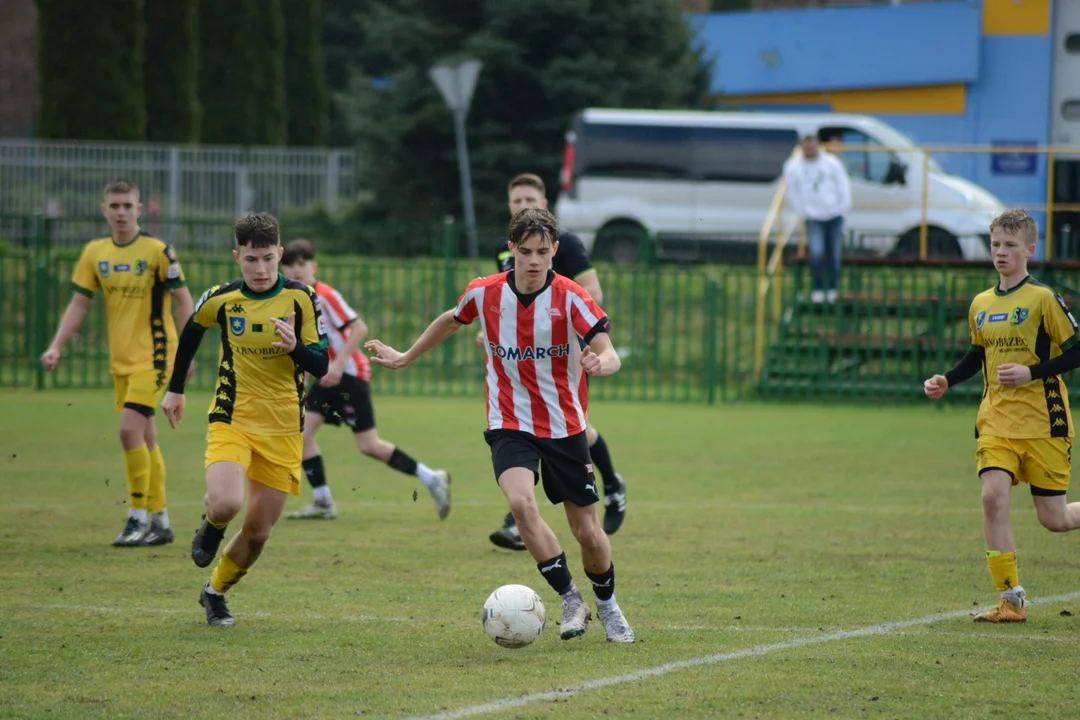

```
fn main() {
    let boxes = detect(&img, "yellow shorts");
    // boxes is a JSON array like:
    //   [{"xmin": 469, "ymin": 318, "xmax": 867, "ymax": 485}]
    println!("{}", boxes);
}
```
[
  {"xmin": 976, "ymin": 435, "xmax": 1073, "ymax": 494},
  {"xmin": 112, "ymin": 368, "xmax": 168, "ymax": 414},
  {"xmin": 205, "ymin": 423, "xmax": 303, "ymax": 495}
]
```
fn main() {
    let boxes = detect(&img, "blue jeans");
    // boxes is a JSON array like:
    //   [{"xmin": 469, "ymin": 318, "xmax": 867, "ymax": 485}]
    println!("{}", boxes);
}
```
[{"xmin": 805, "ymin": 216, "xmax": 844, "ymax": 292}]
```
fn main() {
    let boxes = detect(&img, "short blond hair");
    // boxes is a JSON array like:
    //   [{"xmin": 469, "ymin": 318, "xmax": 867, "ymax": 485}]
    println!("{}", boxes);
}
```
[{"xmin": 989, "ymin": 208, "xmax": 1038, "ymax": 246}]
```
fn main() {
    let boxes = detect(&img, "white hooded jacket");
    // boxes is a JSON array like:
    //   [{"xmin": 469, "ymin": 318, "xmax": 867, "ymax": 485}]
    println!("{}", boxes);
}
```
[{"xmin": 783, "ymin": 151, "xmax": 852, "ymax": 221}]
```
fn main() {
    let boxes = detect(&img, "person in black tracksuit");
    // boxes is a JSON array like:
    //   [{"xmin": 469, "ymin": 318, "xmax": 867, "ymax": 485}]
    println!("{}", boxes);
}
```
[{"xmin": 484, "ymin": 173, "xmax": 628, "ymax": 551}]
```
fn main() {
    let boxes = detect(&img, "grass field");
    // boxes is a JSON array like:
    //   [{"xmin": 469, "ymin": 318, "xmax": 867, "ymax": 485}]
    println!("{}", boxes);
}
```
[{"xmin": 4, "ymin": 390, "xmax": 1080, "ymax": 719}]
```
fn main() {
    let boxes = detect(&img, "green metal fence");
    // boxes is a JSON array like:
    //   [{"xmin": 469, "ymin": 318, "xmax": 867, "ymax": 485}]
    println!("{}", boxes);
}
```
[
  {"xmin": 0, "ymin": 239, "xmax": 768, "ymax": 403},
  {"xmin": 9, "ymin": 213, "xmax": 1080, "ymax": 406}
]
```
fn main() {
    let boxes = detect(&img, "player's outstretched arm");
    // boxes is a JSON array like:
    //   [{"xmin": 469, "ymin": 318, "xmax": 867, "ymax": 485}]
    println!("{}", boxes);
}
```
[
  {"xmin": 581, "ymin": 332, "xmax": 621, "ymax": 377},
  {"xmin": 40, "ymin": 293, "xmax": 91, "ymax": 370},
  {"xmin": 366, "ymin": 309, "xmax": 463, "ymax": 370}
]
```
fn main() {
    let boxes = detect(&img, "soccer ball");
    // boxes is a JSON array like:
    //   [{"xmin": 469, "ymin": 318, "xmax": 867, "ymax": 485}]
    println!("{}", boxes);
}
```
[{"xmin": 482, "ymin": 584, "xmax": 547, "ymax": 648}]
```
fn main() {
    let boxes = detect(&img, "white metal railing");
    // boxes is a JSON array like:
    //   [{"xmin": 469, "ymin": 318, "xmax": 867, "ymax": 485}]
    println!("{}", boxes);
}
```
[{"xmin": 0, "ymin": 138, "xmax": 360, "ymax": 221}]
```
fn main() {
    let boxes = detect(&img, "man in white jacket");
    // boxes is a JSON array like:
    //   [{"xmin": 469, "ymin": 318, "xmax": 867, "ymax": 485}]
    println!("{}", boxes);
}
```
[{"xmin": 783, "ymin": 131, "xmax": 852, "ymax": 303}]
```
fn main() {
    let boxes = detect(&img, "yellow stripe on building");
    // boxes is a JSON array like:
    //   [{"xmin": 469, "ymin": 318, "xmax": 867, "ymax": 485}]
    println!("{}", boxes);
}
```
[
  {"xmin": 727, "ymin": 84, "xmax": 966, "ymax": 115},
  {"xmin": 982, "ymin": 0, "xmax": 1050, "ymax": 36}
]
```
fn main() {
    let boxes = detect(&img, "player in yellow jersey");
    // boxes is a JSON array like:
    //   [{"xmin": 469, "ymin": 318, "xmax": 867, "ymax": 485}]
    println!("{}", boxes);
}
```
[
  {"xmin": 40, "ymin": 180, "xmax": 193, "ymax": 547},
  {"xmin": 162, "ymin": 211, "xmax": 329, "ymax": 627},
  {"xmin": 925, "ymin": 208, "xmax": 1080, "ymax": 623}
]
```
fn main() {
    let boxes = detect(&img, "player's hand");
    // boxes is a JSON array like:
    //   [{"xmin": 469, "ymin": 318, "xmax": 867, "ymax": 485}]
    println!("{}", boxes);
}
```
[
  {"xmin": 475, "ymin": 330, "xmax": 485, "ymax": 349},
  {"xmin": 186, "ymin": 360, "xmax": 196, "ymax": 381},
  {"xmin": 161, "ymin": 391, "xmax": 185, "ymax": 429},
  {"xmin": 923, "ymin": 374, "xmax": 948, "ymax": 400},
  {"xmin": 581, "ymin": 345, "xmax": 603, "ymax": 375},
  {"xmin": 320, "ymin": 362, "xmax": 345, "ymax": 387},
  {"xmin": 997, "ymin": 363, "xmax": 1032, "ymax": 387},
  {"xmin": 365, "ymin": 339, "xmax": 408, "ymax": 370},
  {"xmin": 40, "ymin": 347, "xmax": 60, "ymax": 371},
  {"xmin": 271, "ymin": 312, "xmax": 297, "ymax": 352}
]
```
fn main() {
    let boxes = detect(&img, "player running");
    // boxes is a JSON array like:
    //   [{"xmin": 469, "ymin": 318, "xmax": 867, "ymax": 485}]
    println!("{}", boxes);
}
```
[
  {"xmin": 366, "ymin": 207, "xmax": 635, "ymax": 643},
  {"xmin": 925, "ymin": 208, "xmax": 1080, "ymax": 623}
]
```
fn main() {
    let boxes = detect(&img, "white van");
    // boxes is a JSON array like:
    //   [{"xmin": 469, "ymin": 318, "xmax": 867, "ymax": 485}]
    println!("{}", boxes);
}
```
[{"xmin": 554, "ymin": 108, "xmax": 1005, "ymax": 263}]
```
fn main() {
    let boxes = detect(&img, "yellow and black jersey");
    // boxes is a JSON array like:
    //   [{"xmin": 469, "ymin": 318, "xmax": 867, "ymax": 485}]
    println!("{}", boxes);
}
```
[
  {"xmin": 968, "ymin": 276, "xmax": 1079, "ymax": 439},
  {"xmin": 71, "ymin": 233, "xmax": 187, "ymax": 375},
  {"xmin": 192, "ymin": 274, "xmax": 328, "ymax": 436}
]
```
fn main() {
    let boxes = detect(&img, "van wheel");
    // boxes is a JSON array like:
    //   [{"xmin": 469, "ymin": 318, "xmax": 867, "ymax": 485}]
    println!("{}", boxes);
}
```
[
  {"xmin": 892, "ymin": 226, "xmax": 961, "ymax": 259},
  {"xmin": 595, "ymin": 221, "xmax": 649, "ymax": 264}
]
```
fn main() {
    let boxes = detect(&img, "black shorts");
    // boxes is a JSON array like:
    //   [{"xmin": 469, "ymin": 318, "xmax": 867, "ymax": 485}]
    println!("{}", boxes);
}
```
[
  {"xmin": 484, "ymin": 429, "xmax": 599, "ymax": 507},
  {"xmin": 304, "ymin": 374, "xmax": 375, "ymax": 433}
]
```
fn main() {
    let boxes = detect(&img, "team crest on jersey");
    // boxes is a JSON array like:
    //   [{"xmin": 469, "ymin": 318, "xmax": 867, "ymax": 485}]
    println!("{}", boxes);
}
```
[
  {"xmin": 1010, "ymin": 307, "xmax": 1029, "ymax": 325},
  {"xmin": 98, "ymin": 260, "xmax": 110, "ymax": 277},
  {"xmin": 975, "ymin": 310, "xmax": 986, "ymax": 329},
  {"xmin": 135, "ymin": 260, "xmax": 149, "ymax": 276},
  {"xmin": 547, "ymin": 307, "xmax": 563, "ymax": 318},
  {"xmin": 229, "ymin": 316, "xmax": 246, "ymax": 336}
]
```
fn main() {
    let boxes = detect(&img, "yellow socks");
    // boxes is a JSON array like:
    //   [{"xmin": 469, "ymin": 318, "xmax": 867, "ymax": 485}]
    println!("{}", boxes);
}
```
[
  {"xmin": 123, "ymin": 445, "xmax": 151, "ymax": 515},
  {"xmin": 210, "ymin": 551, "xmax": 249, "ymax": 594},
  {"xmin": 986, "ymin": 550, "xmax": 1020, "ymax": 593},
  {"xmin": 147, "ymin": 446, "xmax": 167, "ymax": 513}
]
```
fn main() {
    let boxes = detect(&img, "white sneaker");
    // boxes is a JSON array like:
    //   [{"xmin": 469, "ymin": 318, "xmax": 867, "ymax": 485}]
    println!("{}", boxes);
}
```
[
  {"xmin": 559, "ymin": 588, "xmax": 592, "ymax": 639},
  {"xmin": 597, "ymin": 601, "xmax": 636, "ymax": 643},
  {"xmin": 826, "ymin": 289, "xmax": 838, "ymax": 303},
  {"xmin": 286, "ymin": 501, "xmax": 337, "ymax": 519},
  {"xmin": 810, "ymin": 290, "xmax": 826, "ymax": 303},
  {"xmin": 428, "ymin": 470, "xmax": 452, "ymax": 520}
]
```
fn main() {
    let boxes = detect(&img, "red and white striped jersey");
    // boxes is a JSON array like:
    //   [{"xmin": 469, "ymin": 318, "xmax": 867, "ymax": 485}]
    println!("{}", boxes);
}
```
[
  {"xmin": 454, "ymin": 271, "xmax": 611, "ymax": 439},
  {"xmin": 313, "ymin": 281, "xmax": 371, "ymax": 381}
]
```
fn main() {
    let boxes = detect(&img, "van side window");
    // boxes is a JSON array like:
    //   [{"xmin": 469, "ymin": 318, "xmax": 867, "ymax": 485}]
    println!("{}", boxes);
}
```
[
  {"xmin": 692, "ymin": 127, "xmax": 798, "ymax": 183},
  {"xmin": 579, "ymin": 124, "xmax": 693, "ymax": 180},
  {"xmin": 820, "ymin": 127, "xmax": 895, "ymax": 184}
]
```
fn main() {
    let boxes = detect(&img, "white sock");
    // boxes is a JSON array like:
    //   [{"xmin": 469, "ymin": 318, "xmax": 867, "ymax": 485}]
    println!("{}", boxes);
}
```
[
  {"xmin": 204, "ymin": 580, "xmax": 223, "ymax": 596},
  {"xmin": 1003, "ymin": 586, "xmax": 1026, "ymax": 606},
  {"xmin": 128, "ymin": 508, "xmax": 148, "ymax": 523},
  {"xmin": 151, "ymin": 509, "xmax": 171, "ymax": 529},
  {"xmin": 560, "ymin": 582, "xmax": 580, "ymax": 599},
  {"xmin": 596, "ymin": 595, "xmax": 616, "ymax": 609},
  {"xmin": 312, "ymin": 485, "xmax": 333, "ymax": 504},
  {"xmin": 415, "ymin": 462, "xmax": 436, "ymax": 488}
]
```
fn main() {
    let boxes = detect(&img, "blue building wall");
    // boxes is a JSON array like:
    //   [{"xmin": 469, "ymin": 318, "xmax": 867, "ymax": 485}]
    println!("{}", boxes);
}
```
[
  {"xmin": 690, "ymin": 1, "xmax": 1055, "ymax": 244},
  {"xmin": 693, "ymin": 1, "xmax": 982, "ymax": 95}
]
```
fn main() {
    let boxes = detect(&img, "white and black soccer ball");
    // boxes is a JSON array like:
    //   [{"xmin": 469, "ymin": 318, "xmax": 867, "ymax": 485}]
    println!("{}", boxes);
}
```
[{"xmin": 482, "ymin": 584, "xmax": 546, "ymax": 648}]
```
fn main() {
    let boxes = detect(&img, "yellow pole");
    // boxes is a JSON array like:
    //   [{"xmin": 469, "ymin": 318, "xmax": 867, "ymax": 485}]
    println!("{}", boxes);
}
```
[
  {"xmin": 753, "ymin": 276, "xmax": 767, "ymax": 381},
  {"xmin": 773, "ymin": 238, "xmax": 783, "ymax": 324},
  {"xmin": 1046, "ymin": 148, "xmax": 1056, "ymax": 262},
  {"xmin": 918, "ymin": 148, "xmax": 930, "ymax": 260}
]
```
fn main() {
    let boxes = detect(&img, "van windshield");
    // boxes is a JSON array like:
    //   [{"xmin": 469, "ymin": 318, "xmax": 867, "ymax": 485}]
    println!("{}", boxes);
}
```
[{"xmin": 865, "ymin": 124, "xmax": 945, "ymax": 174}]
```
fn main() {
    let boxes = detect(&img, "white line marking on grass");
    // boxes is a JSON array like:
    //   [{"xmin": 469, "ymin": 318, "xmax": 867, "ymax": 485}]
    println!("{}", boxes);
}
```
[{"xmin": 403, "ymin": 590, "xmax": 1080, "ymax": 720}]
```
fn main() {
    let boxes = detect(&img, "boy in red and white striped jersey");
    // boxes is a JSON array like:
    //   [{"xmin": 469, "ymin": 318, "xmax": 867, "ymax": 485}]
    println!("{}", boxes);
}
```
[
  {"xmin": 365, "ymin": 208, "xmax": 635, "ymax": 643},
  {"xmin": 281, "ymin": 239, "xmax": 451, "ymax": 521}
]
